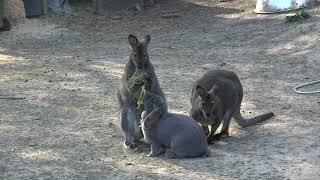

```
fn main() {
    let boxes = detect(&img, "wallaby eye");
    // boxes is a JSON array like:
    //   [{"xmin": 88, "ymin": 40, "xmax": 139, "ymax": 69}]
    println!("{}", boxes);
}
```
[{"xmin": 133, "ymin": 53, "xmax": 137, "ymax": 58}]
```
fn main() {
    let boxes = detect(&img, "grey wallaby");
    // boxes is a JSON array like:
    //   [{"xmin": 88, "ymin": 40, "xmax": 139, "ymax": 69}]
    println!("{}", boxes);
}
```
[
  {"xmin": 117, "ymin": 34, "xmax": 166, "ymax": 149},
  {"xmin": 141, "ymin": 79, "xmax": 209, "ymax": 158},
  {"xmin": 141, "ymin": 78, "xmax": 209, "ymax": 159},
  {"xmin": 190, "ymin": 70, "xmax": 274, "ymax": 144}
]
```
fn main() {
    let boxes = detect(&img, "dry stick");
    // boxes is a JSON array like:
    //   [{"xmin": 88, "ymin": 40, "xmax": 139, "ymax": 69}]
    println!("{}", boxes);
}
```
[{"xmin": 0, "ymin": 97, "xmax": 26, "ymax": 100}]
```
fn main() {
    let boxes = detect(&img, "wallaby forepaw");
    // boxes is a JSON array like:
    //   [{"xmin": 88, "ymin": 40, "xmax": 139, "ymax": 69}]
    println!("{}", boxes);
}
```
[
  {"xmin": 147, "ymin": 152, "xmax": 157, "ymax": 157},
  {"xmin": 124, "ymin": 141, "xmax": 138, "ymax": 149},
  {"xmin": 133, "ymin": 146, "xmax": 142, "ymax": 153},
  {"xmin": 207, "ymin": 134, "xmax": 222, "ymax": 144},
  {"xmin": 207, "ymin": 138, "xmax": 215, "ymax": 145}
]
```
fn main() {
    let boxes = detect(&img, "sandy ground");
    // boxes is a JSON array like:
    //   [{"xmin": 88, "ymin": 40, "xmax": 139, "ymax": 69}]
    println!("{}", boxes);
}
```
[{"xmin": 0, "ymin": 0, "xmax": 319, "ymax": 179}]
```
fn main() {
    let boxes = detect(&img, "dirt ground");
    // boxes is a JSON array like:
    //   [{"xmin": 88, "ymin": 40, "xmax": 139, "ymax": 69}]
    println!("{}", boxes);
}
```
[{"xmin": 0, "ymin": 0, "xmax": 319, "ymax": 179}]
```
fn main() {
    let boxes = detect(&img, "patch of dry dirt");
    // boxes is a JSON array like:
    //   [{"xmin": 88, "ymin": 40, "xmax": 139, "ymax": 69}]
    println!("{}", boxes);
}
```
[{"xmin": 0, "ymin": 0, "xmax": 319, "ymax": 179}]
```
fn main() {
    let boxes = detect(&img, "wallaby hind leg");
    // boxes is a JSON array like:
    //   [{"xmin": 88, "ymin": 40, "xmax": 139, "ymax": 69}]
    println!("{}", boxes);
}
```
[
  {"xmin": 148, "ymin": 142, "xmax": 164, "ymax": 157},
  {"xmin": 207, "ymin": 123, "xmax": 221, "ymax": 144},
  {"xmin": 121, "ymin": 105, "xmax": 142, "ymax": 149},
  {"xmin": 202, "ymin": 126, "xmax": 209, "ymax": 136},
  {"xmin": 208, "ymin": 110, "xmax": 232, "ymax": 142},
  {"xmin": 219, "ymin": 110, "xmax": 233, "ymax": 137},
  {"xmin": 165, "ymin": 149, "xmax": 183, "ymax": 159}
]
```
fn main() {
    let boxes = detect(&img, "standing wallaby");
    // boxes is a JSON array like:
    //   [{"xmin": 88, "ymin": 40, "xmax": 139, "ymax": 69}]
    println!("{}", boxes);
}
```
[
  {"xmin": 190, "ymin": 70, "xmax": 274, "ymax": 144},
  {"xmin": 117, "ymin": 34, "xmax": 166, "ymax": 149}
]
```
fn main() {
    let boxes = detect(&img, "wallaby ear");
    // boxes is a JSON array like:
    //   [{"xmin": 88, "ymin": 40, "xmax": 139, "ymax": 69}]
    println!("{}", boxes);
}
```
[
  {"xmin": 128, "ymin": 34, "xmax": 138, "ymax": 49},
  {"xmin": 196, "ymin": 86, "xmax": 207, "ymax": 98},
  {"xmin": 208, "ymin": 87, "xmax": 218, "ymax": 96},
  {"xmin": 208, "ymin": 86, "xmax": 218, "ymax": 99},
  {"xmin": 144, "ymin": 35, "xmax": 151, "ymax": 45},
  {"xmin": 143, "ymin": 111, "xmax": 161, "ymax": 129}
]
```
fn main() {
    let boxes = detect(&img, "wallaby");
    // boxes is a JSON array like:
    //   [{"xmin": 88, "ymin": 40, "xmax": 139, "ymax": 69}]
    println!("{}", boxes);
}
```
[
  {"xmin": 141, "ymin": 83, "xmax": 209, "ymax": 158},
  {"xmin": 141, "ymin": 112, "xmax": 209, "ymax": 159},
  {"xmin": 117, "ymin": 34, "xmax": 166, "ymax": 149},
  {"xmin": 190, "ymin": 70, "xmax": 274, "ymax": 144}
]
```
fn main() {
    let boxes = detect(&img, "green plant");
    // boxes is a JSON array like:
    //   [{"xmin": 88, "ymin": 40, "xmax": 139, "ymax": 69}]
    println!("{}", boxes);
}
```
[
  {"xmin": 286, "ymin": 11, "xmax": 310, "ymax": 22},
  {"xmin": 127, "ymin": 70, "xmax": 147, "ymax": 109},
  {"xmin": 127, "ymin": 70, "xmax": 147, "ymax": 90}
]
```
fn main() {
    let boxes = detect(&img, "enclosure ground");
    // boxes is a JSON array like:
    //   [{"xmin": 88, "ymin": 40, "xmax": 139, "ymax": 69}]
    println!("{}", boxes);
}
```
[{"xmin": 0, "ymin": 0, "xmax": 319, "ymax": 179}]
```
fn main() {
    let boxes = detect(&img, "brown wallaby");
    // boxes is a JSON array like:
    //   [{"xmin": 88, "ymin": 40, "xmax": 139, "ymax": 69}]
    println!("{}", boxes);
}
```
[
  {"xmin": 190, "ymin": 70, "xmax": 274, "ymax": 144},
  {"xmin": 117, "ymin": 34, "xmax": 167, "ymax": 149}
]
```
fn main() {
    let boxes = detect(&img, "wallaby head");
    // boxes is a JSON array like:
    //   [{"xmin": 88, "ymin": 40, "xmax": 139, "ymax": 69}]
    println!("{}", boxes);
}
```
[
  {"xmin": 141, "ymin": 110, "xmax": 161, "ymax": 130},
  {"xmin": 128, "ymin": 34, "xmax": 151, "ymax": 70},
  {"xmin": 196, "ymin": 85, "xmax": 219, "ymax": 120},
  {"xmin": 143, "ymin": 77, "xmax": 153, "ymax": 90}
]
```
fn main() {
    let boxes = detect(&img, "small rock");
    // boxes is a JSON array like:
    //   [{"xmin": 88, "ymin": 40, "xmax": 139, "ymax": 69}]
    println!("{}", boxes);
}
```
[
  {"xmin": 219, "ymin": 62, "xmax": 227, "ymax": 66},
  {"xmin": 305, "ymin": 77, "xmax": 309, "ymax": 79},
  {"xmin": 48, "ymin": 80, "xmax": 52, "ymax": 82},
  {"xmin": 0, "ymin": 149, "xmax": 6, "ymax": 156},
  {"xmin": 29, "ymin": 142, "xmax": 37, "ymax": 147},
  {"xmin": 25, "ymin": 79, "xmax": 28, "ymax": 82},
  {"xmin": 126, "ymin": 162, "xmax": 133, "ymax": 165},
  {"xmin": 111, "ymin": 16, "xmax": 122, "ymax": 20},
  {"xmin": 161, "ymin": 13, "xmax": 180, "ymax": 19}
]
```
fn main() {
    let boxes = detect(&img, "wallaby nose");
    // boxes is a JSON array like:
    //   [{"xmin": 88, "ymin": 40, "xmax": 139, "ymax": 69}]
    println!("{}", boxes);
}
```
[{"xmin": 137, "ymin": 63, "xmax": 143, "ymax": 69}]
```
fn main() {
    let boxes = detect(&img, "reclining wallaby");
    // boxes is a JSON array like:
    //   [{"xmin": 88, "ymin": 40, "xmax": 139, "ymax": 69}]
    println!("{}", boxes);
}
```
[
  {"xmin": 141, "ymin": 78, "xmax": 209, "ymax": 159},
  {"xmin": 141, "ymin": 79, "xmax": 209, "ymax": 158},
  {"xmin": 117, "ymin": 34, "xmax": 167, "ymax": 149},
  {"xmin": 190, "ymin": 70, "xmax": 274, "ymax": 144}
]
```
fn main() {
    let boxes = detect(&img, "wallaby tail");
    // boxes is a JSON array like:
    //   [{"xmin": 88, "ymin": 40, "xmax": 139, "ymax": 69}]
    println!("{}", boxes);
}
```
[{"xmin": 233, "ymin": 111, "xmax": 274, "ymax": 127}]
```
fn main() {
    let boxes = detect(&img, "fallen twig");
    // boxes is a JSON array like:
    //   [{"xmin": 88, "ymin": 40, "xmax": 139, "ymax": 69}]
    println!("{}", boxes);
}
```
[{"xmin": 0, "ymin": 97, "xmax": 26, "ymax": 100}]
